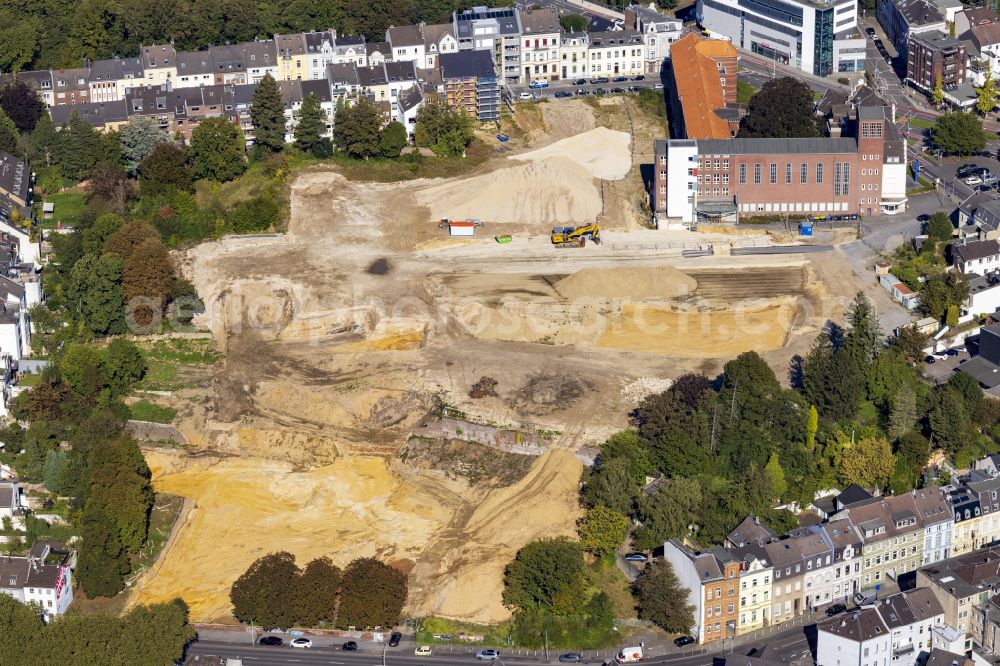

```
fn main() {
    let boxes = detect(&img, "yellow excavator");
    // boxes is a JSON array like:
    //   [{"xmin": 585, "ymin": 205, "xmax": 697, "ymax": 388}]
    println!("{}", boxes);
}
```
[{"xmin": 551, "ymin": 223, "xmax": 600, "ymax": 248}]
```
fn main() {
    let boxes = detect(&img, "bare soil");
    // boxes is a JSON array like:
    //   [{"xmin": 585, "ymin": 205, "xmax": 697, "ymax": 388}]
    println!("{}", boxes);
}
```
[{"xmin": 135, "ymin": 98, "xmax": 863, "ymax": 626}]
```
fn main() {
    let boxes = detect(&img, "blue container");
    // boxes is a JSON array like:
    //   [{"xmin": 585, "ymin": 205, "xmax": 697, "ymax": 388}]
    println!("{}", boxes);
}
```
[{"xmin": 799, "ymin": 222, "xmax": 813, "ymax": 236}]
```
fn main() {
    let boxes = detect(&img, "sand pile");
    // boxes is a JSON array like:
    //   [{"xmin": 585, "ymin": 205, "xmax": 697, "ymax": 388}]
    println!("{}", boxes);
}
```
[
  {"xmin": 416, "ymin": 157, "xmax": 601, "ymax": 225},
  {"xmin": 514, "ymin": 127, "xmax": 631, "ymax": 180},
  {"xmin": 554, "ymin": 267, "xmax": 698, "ymax": 301}
]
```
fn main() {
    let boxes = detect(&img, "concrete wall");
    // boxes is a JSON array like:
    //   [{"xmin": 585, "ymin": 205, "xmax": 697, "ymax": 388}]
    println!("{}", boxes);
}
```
[
  {"xmin": 126, "ymin": 420, "xmax": 187, "ymax": 445},
  {"xmin": 410, "ymin": 417, "xmax": 549, "ymax": 456}
]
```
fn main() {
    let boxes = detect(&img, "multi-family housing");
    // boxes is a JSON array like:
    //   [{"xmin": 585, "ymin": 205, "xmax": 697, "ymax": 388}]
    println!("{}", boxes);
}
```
[
  {"xmin": 0, "ymin": 544, "xmax": 74, "ymax": 621},
  {"xmin": 664, "ymin": 540, "xmax": 744, "ymax": 644}
]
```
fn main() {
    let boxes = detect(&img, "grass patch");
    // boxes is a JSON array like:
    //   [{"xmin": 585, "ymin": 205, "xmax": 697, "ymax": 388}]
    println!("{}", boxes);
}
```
[
  {"xmin": 416, "ymin": 616, "xmax": 511, "ymax": 646},
  {"xmin": 129, "ymin": 400, "xmax": 177, "ymax": 424},
  {"xmin": 632, "ymin": 88, "xmax": 667, "ymax": 119},
  {"xmin": 588, "ymin": 560, "xmax": 637, "ymax": 619},
  {"xmin": 42, "ymin": 190, "xmax": 88, "ymax": 228},
  {"xmin": 737, "ymin": 80, "xmax": 758, "ymax": 105},
  {"xmin": 137, "ymin": 338, "xmax": 220, "ymax": 392},
  {"xmin": 17, "ymin": 373, "xmax": 42, "ymax": 387},
  {"xmin": 317, "ymin": 140, "xmax": 493, "ymax": 182},
  {"xmin": 909, "ymin": 117, "xmax": 934, "ymax": 130}
]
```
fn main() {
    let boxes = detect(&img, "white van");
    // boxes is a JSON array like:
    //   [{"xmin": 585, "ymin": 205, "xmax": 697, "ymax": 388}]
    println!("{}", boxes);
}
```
[{"xmin": 616, "ymin": 646, "xmax": 643, "ymax": 663}]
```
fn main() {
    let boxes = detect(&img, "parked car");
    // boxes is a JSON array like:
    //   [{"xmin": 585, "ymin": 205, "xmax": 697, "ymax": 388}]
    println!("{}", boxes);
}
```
[
  {"xmin": 674, "ymin": 636, "xmax": 695, "ymax": 647},
  {"xmin": 925, "ymin": 355, "xmax": 936, "ymax": 364},
  {"xmin": 866, "ymin": 26, "xmax": 876, "ymax": 36},
  {"xmin": 654, "ymin": 83, "xmax": 664, "ymax": 89},
  {"xmin": 573, "ymin": 78, "xmax": 587, "ymax": 85},
  {"xmin": 954, "ymin": 345, "xmax": 967, "ymax": 353},
  {"xmin": 946, "ymin": 348, "xmax": 960, "ymax": 356},
  {"xmin": 632, "ymin": 74, "xmax": 646, "ymax": 80},
  {"xmin": 528, "ymin": 80, "xmax": 549, "ymax": 89},
  {"xmin": 624, "ymin": 552, "xmax": 648, "ymax": 562},
  {"xmin": 343, "ymin": 641, "xmax": 359, "ymax": 651},
  {"xmin": 518, "ymin": 92, "xmax": 533, "ymax": 100},
  {"xmin": 917, "ymin": 213, "xmax": 930, "ymax": 222},
  {"xmin": 477, "ymin": 649, "xmax": 501, "ymax": 660},
  {"xmin": 627, "ymin": 85, "xmax": 640, "ymax": 92},
  {"xmin": 593, "ymin": 88, "xmax": 607, "ymax": 95},
  {"xmin": 559, "ymin": 653, "xmax": 583, "ymax": 663},
  {"xmin": 610, "ymin": 87, "xmax": 626, "ymax": 94},
  {"xmin": 389, "ymin": 632, "xmax": 402, "ymax": 647},
  {"xmin": 590, "ymin": 77, "xmax": 610, "ymax": 84},
  {"xmin": 933, "ymin": 351, "xmax": 949, "ymax": 360},
  {"xmin": 612, "ymin": 76, "xmax": 627, "ymax": 82},
  {"xmin": 576, "ymin": 89, "xmax": 591, "ymax": 96},
  {"xmin": 259, "ymin": 636, "xmax": 283, "ymax": 646},
  {"xmin": 984, "ymin": 174, "xmax": 998, "ymax": 185},
  {"xmin": 416, "ymin": 646, "xmax": 433, "ymax": 656},
  {"xmin": 290, "ymin": 638, "xmax": 312, "ymax": 648},
  {"xmin": 965, "ymin": 176, "xmax": 983, "ymax": 186},
  {"xmin": 826, "ymin": 603, "xmax": 847, "ymax": 617},
  {"xmin": 554, "ymin": 91, "xmax": 572, "ymax": 98}
]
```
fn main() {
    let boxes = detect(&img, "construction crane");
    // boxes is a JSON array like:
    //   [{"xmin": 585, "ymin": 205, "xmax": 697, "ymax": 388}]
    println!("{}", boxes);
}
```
[{"xmin": 550, "ymin": 223, "xmax": 600, "ymax": 248}]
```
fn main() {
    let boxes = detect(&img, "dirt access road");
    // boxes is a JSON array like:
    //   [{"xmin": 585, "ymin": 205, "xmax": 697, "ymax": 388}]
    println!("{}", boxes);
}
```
[{"xmin": 131, "ymin": 98, "xmax": 863, "ymax": 625}]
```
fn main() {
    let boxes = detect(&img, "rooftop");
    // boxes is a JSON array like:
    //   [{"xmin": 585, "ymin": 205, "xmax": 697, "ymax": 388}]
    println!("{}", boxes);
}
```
[
  {"xmin": 697, "ymin": 136, "xmax": 859, "ymax": 155},
  {"xmin": 670, "ymin": 33, "xmax": 737, "ymax": 140}
]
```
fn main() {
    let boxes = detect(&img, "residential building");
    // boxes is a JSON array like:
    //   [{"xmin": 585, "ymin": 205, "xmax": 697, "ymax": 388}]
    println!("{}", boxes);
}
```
[
  {"xmin": 877, "ymin": 0, "xmax": 946, "ymax": 68},
  {"xmin": 275, "ymin": 32, "xmax": 309, "ymax": 80},
  {"xmin": 174, "ymin": 50, "xmax": 215, "ymax": 89},
  {"xmin": 964, "ymin": 23, "xmax": 1000, "ymax": 87},
  {"xmin": 440, "ymin": 50, "xmax": 501, "ymax": 122},
  {"xmin": 0, "ymin": 153, "xmax": 30, "ymax": 216},
  {"xmin": 758, "ymin": 538, "xmax": 807, "ymax": 624},
  {"xmin": 697, "ymin": 0, "xmax": 863, "ymax": 76},
  {"xmin": 50, "ymin": 68, "xmax": 91, "ymax": 106},
  {"xmin": 0, "ymin": 218, "xmax": 40, "ymax": 268},
  {"xmin": 977, "ymin": 454, "xmax": 1000, "ymax": 478},
  {"xmin": 587, "ymin": 30, "xmax": 645, "ymax": 78},
  {"xmin": 209, "ymin": 44, "xmax": 249, "ymax": 85},
  {"xmin": 906, "ymin": 30, "xmax": 966, "ymax": 92},
  {"xmin": 519, "ymin": 9, "xmax": 562, "ymax": 84},
  {"xmin": 653, "ymin": 106, "xmax": 903, "ymax": 225},
  {"xmin": 667, "ymin": 32, "xmax": 739, "ymax": 140},
  {"xmin": 397, "ymin": 87, "xmax": 424, "ymax": 137},
  {"xmin": 422, "ymin": 23, "xmax": 459, "ymax": 71},
  {"xmin": 141, "ymin": 44, "xmax": 178, "ymax": 85},
  {"xmin": 302, "ymin": 30, "xmax": 338, "ymax": 81},
  {"xmin": 356, "ymin": 61, "xmax": 418, "ymax": 115},
  {"xmin": 453, "ymin": 6, "xmax": 523, "ymax": 86},
  {"xmin": 960, "ymin": 321, "xmax": 1000, "ymax": 391},
  {"xmin": 243, "ymin": 40, "xmax": 281, "ymax": 83},
  {"xmin": 277, "ymin": 79, "xmax": 334, "ymax": 143},
  {"xmin": 560, "ymin": 32, "xmax": 590, "ymax": 80},
  {"xmin": 625, "ymin": 3, "xmax": 683, "ymax": 73},
  {"xmin": 965, "ymin": 472, "xmax": 1000, "ymax": 550},
  {"xmin": 785, "ymin": 527, "xmax": 837, "ymax": 610},
  {"xmin": 727, "ymin": 516, "xmax": 779, "ymax": 548},
  {"xmin": 735, "ymin": 550, "xmax": 773, "ymax": 635},
  {"xmin": 387, "ymin": 25, "xmax": 428, "ymax": 70},
  {"xmin": 4, "ymin": 71, "xmax": 54, "ymax": 106},
  {"xmin": 816, "ymin": 588, "xmax": 945, "ymax": 666},
  {"xmin": 367, "ymin": 41, "xmax": 392, "ymax": 67},
  {"xmin": 822, "ymin": 518, "xmax": 865, "ymax": 604},
  {"xmin": 88, "ymin": 59, "xmax": 127, "ymax": 103},
  {"xmin": 955, "ymin": 5, "xmax": 1000, "ymax": 36},
  {"xmin": 327, "ymin": 63, "xmax": 362, "ymax": 97},
  {"xmin": 328, "ymin": 35, "xmax": 369, "ymax": 69},
  {"xmin": 955, "ymin": 239, "xmax": 1000, "ymax": 274},
  {"xmin": 664, "ymin": 539, "xmax": 742, "ymax": 644},
  {"xmin": 0, "ymin": 552, "xmax": 73, "ymax": 621},
  {"xmin": 918, "ymin": 542, "xmax": 1000, "ymax": 647},
  {"xmin": 48, "ymin": 100, "xmax": 129, "ymax": 131}
]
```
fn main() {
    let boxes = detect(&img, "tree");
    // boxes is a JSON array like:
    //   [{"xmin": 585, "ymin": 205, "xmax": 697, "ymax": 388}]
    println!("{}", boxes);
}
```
[
  {"xmin": 414, "ymin": 96, "xmax": 476, "ymax": 157},
  {"xmin": 104, "ymin": 220, "xmax": 160, "ymax": 259},
  {"xmin": 105, "ymin": 338, "xmax": 148, "ymax": 395},
  {"xmin": 845, "ymin": 292, "xmax": 883, "ymax": 367},
  {"xmin": 29, "ymin": 114, "xmax": 58, "ymax": 167},
  {"xmin": 978, "ymin": 69, "xmax": 999, "ymax": 116},
  {"xmin": 139, "ymin": 142, "xmax": 193, "ymax": 197},
  {"xmin": 68, "ymin": 253, "xmax": 126, "ymax": 336},
  {"xmin": 632, "ymin": 559, "xmax": 695, "ymax": 633},
  {"xmin": 293, "ymin": 557, "xmax": 342, "ymax": 627},
  {"xmin": 838, "ymin": 432, "xmax": 895, "ymax": 489},
  {"xmin": 0, "ymin": 78, "xmax": 45, "ymax": 133},
  {"xmin": 118, "ymin": 599, "xmax": 197, "ymax": 666},
  {"xmin": 633, "ymin": 478, "xmax": 702, "ymax": 550},
  {"xmin": 738, "ymin": 77, "xmax": 819, "ymax": 138},
  {"xmin": 293, "ymin": 92, "xmax": 327, "ymax": 154},
  {"xmin": 933, "ymin": 112, "xmax": 986, "ymax": 156},
  {"xmin": 230, "ymin": 551, "xmax": 301, "ymax": 628},
  {"xmin": 890, "ymin": 325, "xmax": 930, "ymax": 364},
  {"xmin": 949, "ymin": 371, "xmax": 984, "ymax": 422},
  {"xmin": 332, "ymin": 98, "xmax": 383, "ymax": 159},
  {"xmin": 378, "ymin": 120, "xmax": 407, "ymax": 158},
  {"xmin": 57, "ymin": 111, "xmax": 101, "ymax": 181},
  {"xmin": 919, "ymin": 271, "xmax": 970, "ymax": 320},
  {"xmin": 189, "ymin": 117, "xmax": 246, "ymax": 181},
  {"xmin": 577, "ymin": 505, "xmax": 629, "ymax": 558},
  {"xmin": 42, "ymin": 449, "xmax": 68, "ymax": 493},
  {"xmin": 337, "ymin": 558, "xmax": 408, "ymax": 628},
  {"xmin": 932, "ymin": 74, "xmax": 945, "ymax": 108},
  {"xmin": 77, "ymin": 508, "xmax": 130, "ymax": 597},
  {"xmin": 122, "ymin": 238, "xmax": 175, "ymax": 327},
  {"xmin": 559, "ymin": 12, "xmax": 589, "ymax": 32},
  {"xmin": 503, "ymin": 538, "xmax": 587, "ymax": 615},
  {"xmin": 888, "ymin": 383, "xmax": 918, "ymax": 440},
  {"xmin": 583, "ymin": 456, "xmax": 642, "ymax": 515},
  {"xmin": 764, "ymin": 452, "xmax": 788, "ymax": 499},
  {"xmin": 251, "ymin": 73, "xmax": 287, "ymax": 152},
  {"xmin": 87, "ymin": 161, "xmax": 132, "ymax": 214},
  {"xmin": 866, "ymin": 351, "xmax": 913, "ymax": 410},
  {"xmin": 0, "ymin": 107, "xmax": 17, "ymax": 154},
  {"xmin": 807, "ymin": 405, "xmax": 818, "ymax": 449},
  {"xmin": 119, "ymin": 116, "xmax": 167, "ymax": 175},
  {"xmin": 925, "ymin": 212, "xmax": 953, "ymax": 241},
  {"xmin": 0, "ymin": 593, "xmax": 43, "ymax": 664}
]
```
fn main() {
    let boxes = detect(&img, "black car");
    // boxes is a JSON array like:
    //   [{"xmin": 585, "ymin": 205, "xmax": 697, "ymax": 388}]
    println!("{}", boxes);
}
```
[
  {"xmin": 925, "ymin": 355, "xmax": 936, "ymax": 364},
  {"xmin": 554, "ymin": 91, "xmax": 572, "ymax": 98},
  {"xmin": 343, "ymin": 641, "xmax": 359, "ymax": 651},
  {"xmin": 674, "ymin": 636, "xmax": 695, "ymax": 647},
  {"xmin": 632, "ymin": 75, "xmax": 646, "ymax": 80},
  {"xmin": 866, "ymin": 26, "xmax": 876, "ymax": 36},
  {"xmin": 917, "ymin": 213, "xmax": 930, "ymax": 222},
  {"xmin": 593, "ymin": 88, "xmax": 607, "ymax": 95},
  {"xmin": 576, "ymin": 89, "xmax": 591, "ymax": 96},
  {"xmin": 559, "ymin": 653, "xmax": 583, "ymax": 663},
  {"xmin": 826, "ymin": 603, "xmax": 847, "ymax": 617},
  {"xmin": 389, "ymin": 632, "xmax": 402, "ymax": 647},
  {"xmin": 259, "ymin": 636, "xmax": 283, "ymax": 646},
  {"xmin": 612, "ymin": 76, "xmax": 627, "ymax": 82},
  {"xmin": 610, "ymin": 87, "xmax": 626, "ymax": 93},
  {"xmin": 573, "ymin": 78, "xmax": 587, "ymax": 85},
  {"xmin": 590, "ymin": 77, "xmax": 610, "ymax": 84}
]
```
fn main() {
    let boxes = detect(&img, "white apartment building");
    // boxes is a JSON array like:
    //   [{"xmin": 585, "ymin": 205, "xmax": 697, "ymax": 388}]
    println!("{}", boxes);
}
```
[
  {"xmin": 423, "ymin": 23, "xmax": 459, "ymax": 70},
  {"xmin": 141, "ymin": 45, "xmax": 178, "ymax": 85},
  {"xmin": 736, "ymin": 552, "xmax": 773, "ymax": 635},
  {"xmin": 560, "ymin": 32, "xmax": 590, "ymax": 80},
  {"xmin": 588, "ymin": 31, "xmax": 645, "ymax": 77},
  {"xmin": 626, "ymin": 3, "xmax": 683, "ymax": 73},
  {"xmin": 0, "ymin": 548, "xmax": 73, "ymax": 621},
  {"xmin": 520, "ymin": 9, "xmax": 562, "ymax": 83},
  {"xmin": 303, "ymin": 31, "xmax": 340, "ymax": 81}
]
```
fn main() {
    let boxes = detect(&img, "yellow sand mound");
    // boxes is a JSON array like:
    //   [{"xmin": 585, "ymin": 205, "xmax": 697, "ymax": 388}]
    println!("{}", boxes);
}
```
[
  {"xmin": 553, "ymin": 267, "xmax": 698, "ymax": 301},
  {"xmin": 513, "ymin": 127, "xmax": 631, "ymax": 180}
]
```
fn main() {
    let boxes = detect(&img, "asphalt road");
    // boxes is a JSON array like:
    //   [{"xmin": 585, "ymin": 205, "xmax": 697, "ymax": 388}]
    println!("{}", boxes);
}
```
[
  {"xmin": 507, "ymin": 76, "xmax": 664, "ymax": 99},
  {"xmin": 520, "ymin": 0, "xmax": 619, "ymax": 31}
]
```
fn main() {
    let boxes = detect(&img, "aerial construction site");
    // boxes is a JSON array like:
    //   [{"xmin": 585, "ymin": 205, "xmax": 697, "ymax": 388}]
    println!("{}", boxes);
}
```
[{"xmin": 130, "ymin": 97, "xmax": 864, "ymax": 625}]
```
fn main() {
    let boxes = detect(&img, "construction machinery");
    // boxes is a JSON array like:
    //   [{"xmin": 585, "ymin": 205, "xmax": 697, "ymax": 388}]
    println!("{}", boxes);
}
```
[{"xmin": 551, "ymin": 223, "xmax": 600, "ymax": 248}]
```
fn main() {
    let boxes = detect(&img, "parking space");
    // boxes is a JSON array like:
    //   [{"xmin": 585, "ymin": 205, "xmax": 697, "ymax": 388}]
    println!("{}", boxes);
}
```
[{"xmin": 922, "ymin": 347, "xmax": 971, "ymax": 383}]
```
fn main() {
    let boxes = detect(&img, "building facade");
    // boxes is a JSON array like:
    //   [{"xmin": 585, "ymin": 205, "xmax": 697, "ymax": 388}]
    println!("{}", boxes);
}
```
[
  {"xmin": 665, "ymin": 540, "xmax": 742, "ymax": 644},
  {"xmin": 906, "ymin": 30, "xmax": 967, "ymax": 92}
]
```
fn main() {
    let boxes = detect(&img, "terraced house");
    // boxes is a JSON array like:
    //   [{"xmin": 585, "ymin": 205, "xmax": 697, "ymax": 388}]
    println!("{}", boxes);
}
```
[{"xmin": 665, "ymin": 540, "xmax": 742, "ymax": 644}]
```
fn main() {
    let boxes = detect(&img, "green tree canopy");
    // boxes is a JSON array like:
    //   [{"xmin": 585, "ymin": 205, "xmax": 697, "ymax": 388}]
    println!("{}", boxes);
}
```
[
  {"xmin": 292, "ymin": 557, "xmax": 342, "ymax": 627},
  {"xmin": 0, "ymin": 78, "xmax": 45, "ymax": 133},
  {"xmin": 337, "ymin": 557, "xmax": 408, "ymax": 629},
  {"xmin": 189, "ymin": 117, "xmax": 246, "ymax": 181},
  {"xmin": 838, "ymin": 431, "xmax": 895, "ymax": 489},
  {"xmin": 119, "ymin": 116, "xmax": 168, "ymax": 175},
  {"xmin": 294, "ymin": 92, "xmax": 328, "ymax": 154},
  {"xmin": 933, "ymin": 112, "xmax": 986, "ymax": 156},
  {"xmin": 332, "ymin": 98, "xmax": 383, "ymax": 158},
  {"xmin": 251, "ymin": 73, "xmax": 287, "ymax": 152},
  {"xmin": 503, "ymin": 538, "xmax": 587, "ymax": 614},
  {"xmin": 738, "ymin": 77, "xmax": 820, "ymax": 138},
  {"xmin": 414, "ymin": 97, "xmax": 476, "ymax": 157},
  {"xmin": 925, "ymin": 212, "xmax": 953, "ymax": 242},
  {"xmin": 139, "ymin": 142, "xmax": 193, "ymax": 197},
  {"xmin": 559, "ymin": 12, "xmax": 589, "ymax": 32},
  {"xmin": 633, "ymin": 559, "xmax": 695, "ymax": 633},
  {"xmin": 577, "ymin": 505, "xmax": 629, "ymax": 558},
  {"xmin": 632, "ymin": 477, "xmax": 702, "ymax": 550},
  {"xmin": 230, "ymin": 551, "xmax": 301, "ymax": 628},
  {"xmin": 378, "ymin": 120, "xmax": 407, "ymax": 158}
]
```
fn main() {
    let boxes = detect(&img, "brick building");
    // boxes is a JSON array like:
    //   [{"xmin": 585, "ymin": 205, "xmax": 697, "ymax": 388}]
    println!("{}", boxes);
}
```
[
  {"xmin": 667, "ymin": 33, "xmax": 739, "ymax": 140},
  {"xmin": 907, "ymin": 30, "xmax": 967, "ymax": 92},
  {"xmin": 652, "ymin": 106, "xmax": 908, "ymax": 225},
  {"xmin": 665, "ymin": 540, "xmax": 742, "ymax": 644}
]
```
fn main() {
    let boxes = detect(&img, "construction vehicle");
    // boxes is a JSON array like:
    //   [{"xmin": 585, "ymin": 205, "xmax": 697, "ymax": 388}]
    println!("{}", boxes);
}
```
[{"xmin": 551, "ymin": 223, "xmax": 600, "ymax": 248}]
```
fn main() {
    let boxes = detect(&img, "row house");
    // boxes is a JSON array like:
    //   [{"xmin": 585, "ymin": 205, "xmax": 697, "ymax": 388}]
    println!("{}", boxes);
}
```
[
  {"xmin": 87, "ymin": 57, "xmax": 143, "ymax": 103},
  {"xmin": 276, "ymin": 79, "xmax": 335, "ymax": 143},
  {"xmin": 560, "ymin": 32, "xmax": 590, "ymax": 81},
  {"xmin": 734, "ymin": 550, "xmax": 773, "ymax": 635},
  {"xmin": 245, "ymin": 40, "xmax": 281, "ymax": 83},
  {"xmin": 124, "ymin": 84, "xmax": 238, "ymax": 140},
  {"xmin": 587, "ymin": 31, "xmax": 645, "ymax": 78},
  {"xmin": 963, "ymin": 21, "xmax": 1000, "ymax": 87},
  {"xmin": 210, "ymin": 44, "xmax": 251, "ymax": 85},
  {"xmin": 141, "ymin": 44, "xmax": 178, "ymax": 86},
  {"xmin": 0, "ymin": 551, "xmax": 73, "ymax": 622},
  {"xmin": 918, "ymin": 546, "xmax": 1000, "ymax": 649},
  {"xmin": 387, "ymin": 25, "xmax": 429, "ymax": 70},
  {"xmin": 946, "ymin": 471, "xmax": 1000, "ymax": 556},
  {"xmin": 275, "ymin": 32, "xmax": 309, "ymax": 81},
  {"xmin": 49, "ymin": 101, "xmax": 129, "ymax": 131},
  {"xmin": 302, "ymin": 30, "xmax": 339, "ymax": 80},
  {"xmin": 422, "ymin": 24, "xmax": 460, "ymax": 71},
  {"xmin": 51, "ymin": 68, "xmax": 90, "ymax": 106},
  {"xmin": 664, "ymin": 540, "xmax": 742, "ymax": 644},
  {"xmin": 175, "ymin": 50, "xmax": 216, "ymax": 89},
  {"xmin": 520, "ymin": 9, "xmax": 562, "ymax": 84},
  {"xmin": 3, "ymin": 71, "xmax": 54, "ymax": 106},
  {"xmin": 625, "ymin": 3, "xmax": 683, "ymax": 74}
]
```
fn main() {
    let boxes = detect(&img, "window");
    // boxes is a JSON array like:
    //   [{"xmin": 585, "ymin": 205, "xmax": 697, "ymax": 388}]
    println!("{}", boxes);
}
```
[
  {"xmin": 770, "ymin": 163, "xmax": 777, "ymax": 184},
  {"xmin": 785, "ymin": 163, "xmax": 792, "ymax": 184},
  {"xmin": 800, "ymin": 163, "xmax": 808, "ymax": 184},
  {"xmin": 740, "ymin": 163, "xmax": 747, "ymax": 184},
  {"xmin": 754, "ymin": 163, "xmax": 761, "ymax": 184},
  {"xmin": 816, "ymin": 163, "xmax": 824, "ymax": 183}
]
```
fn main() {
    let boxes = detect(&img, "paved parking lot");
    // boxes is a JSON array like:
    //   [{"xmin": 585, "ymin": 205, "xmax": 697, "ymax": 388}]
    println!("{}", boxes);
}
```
[{"xmin": 921, "ymin": 347, "xmax": 972, "ymax": 384}]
